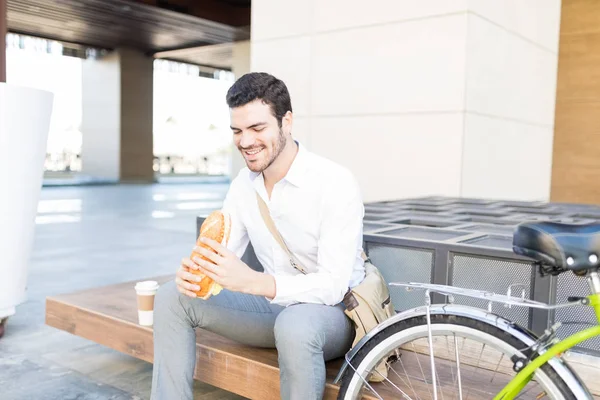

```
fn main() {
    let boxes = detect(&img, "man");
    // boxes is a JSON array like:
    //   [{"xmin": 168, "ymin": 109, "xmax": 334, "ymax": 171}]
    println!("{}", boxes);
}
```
[{"xmin": 151, "ymin": 72, "xmax": 366, "ymax": 400}]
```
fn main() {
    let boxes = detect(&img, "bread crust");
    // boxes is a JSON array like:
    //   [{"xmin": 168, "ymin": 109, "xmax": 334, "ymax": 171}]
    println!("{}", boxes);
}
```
[{"xmin": 189, "ymin": 210, "xmax": 230, "ymax": 299}]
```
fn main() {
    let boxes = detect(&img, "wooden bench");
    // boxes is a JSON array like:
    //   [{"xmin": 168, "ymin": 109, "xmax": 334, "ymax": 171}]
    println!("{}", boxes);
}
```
[{"xmin": 45, "ymin": 276, "xmax": 395, "ymax": 399}]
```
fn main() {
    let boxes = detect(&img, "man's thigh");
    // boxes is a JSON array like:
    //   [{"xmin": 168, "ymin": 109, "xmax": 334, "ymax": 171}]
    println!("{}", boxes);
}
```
[{"xmin": 183, "ymin": 285, "xmax": 284, "ymax": 348}]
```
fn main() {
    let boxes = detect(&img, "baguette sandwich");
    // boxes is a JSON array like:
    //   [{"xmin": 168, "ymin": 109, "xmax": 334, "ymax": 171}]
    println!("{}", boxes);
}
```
[{"xmin": 188, "ymin": 210, "xmax": 231, "ymax": 299}]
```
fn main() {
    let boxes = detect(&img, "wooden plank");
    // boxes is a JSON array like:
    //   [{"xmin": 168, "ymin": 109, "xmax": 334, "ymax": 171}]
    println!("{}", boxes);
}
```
[
  {"xmin": 6, "ymin": 0, "xmax": 249, "ymax": 54},
  {"xmin": 551, "ymin": 0, "xmax": 600, "ymax": 204}
]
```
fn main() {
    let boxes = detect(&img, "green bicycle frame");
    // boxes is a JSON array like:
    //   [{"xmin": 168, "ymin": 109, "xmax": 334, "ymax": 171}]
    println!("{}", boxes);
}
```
[{"xmin": 494, "ymin": 293, "xmax": 600, "ymax": 400}]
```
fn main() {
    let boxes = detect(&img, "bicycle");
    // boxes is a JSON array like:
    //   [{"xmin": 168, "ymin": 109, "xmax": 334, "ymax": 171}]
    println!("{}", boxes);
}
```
[{"xmin": 335, "ymin": 220, "xmax": 600, "ymax": 399}]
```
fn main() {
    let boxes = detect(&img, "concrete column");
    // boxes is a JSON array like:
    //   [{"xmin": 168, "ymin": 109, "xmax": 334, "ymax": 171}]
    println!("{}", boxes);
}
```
[
  {"xmin": 250, "ymin": 1, "xmax": 561, "ymax": 202},
  {"xmin": 1, "ymin": 0, "xmax": 6, "ymax": 83},
  {"xmin": 230, "ymin": 40, "xmax": 250, "ymax": 179},
  {"xmin": 82, "ymin": 48, "xmax": 154, "ymax": 182}
]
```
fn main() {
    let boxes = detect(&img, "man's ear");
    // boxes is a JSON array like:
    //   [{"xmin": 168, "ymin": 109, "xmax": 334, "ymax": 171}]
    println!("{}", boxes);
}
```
[{"xmin": 282, "ymin": 111, "xmax": 293, "ymax": 135}]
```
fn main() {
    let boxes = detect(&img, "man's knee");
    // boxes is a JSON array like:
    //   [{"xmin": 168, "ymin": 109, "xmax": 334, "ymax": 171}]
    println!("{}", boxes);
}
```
[
  {"xmin": 274, "ymin": 305, "xmax": 323, "ymax": 353},
  {"xmin": 154, "ymin": 280, "xmax": 182, "ymax": 319}
]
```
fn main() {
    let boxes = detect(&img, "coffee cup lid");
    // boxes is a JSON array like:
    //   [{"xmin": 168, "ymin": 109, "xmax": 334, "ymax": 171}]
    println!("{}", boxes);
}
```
[{"xmin": 135, "ymin": 280, "xmax": 159, "ymax": 292}]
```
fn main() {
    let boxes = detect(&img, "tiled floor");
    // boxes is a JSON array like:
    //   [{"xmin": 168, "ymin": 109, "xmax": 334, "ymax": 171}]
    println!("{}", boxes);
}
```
[{"xmin": 0, "ymin": 183, "xmax": 246, "ymax": 399}]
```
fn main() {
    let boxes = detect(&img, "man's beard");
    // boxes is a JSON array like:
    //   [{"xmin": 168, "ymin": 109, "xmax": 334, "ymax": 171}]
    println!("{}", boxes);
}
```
[{"xmin": 246, "ymin": 128, "xmax": 287, "ymax": 173}]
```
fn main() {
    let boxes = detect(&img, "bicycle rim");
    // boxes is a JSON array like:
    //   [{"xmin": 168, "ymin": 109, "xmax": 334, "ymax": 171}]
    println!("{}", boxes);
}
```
[{"xmin": 339, "ymin": 315, "xmax": 575, "ymax": 400}]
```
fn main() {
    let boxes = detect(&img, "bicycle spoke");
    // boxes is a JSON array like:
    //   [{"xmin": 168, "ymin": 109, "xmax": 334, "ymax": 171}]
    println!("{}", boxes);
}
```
[
  {"xmin": 397, "ymin": 351, "xmax": 423, "ymax": 400},
  {"xmin": 370, "ymin": 366, "xmax": 414, "ymax": 400},
  {"xmin": 444, "ymin": 336, "xmax": 457, "ymax": 400},
  {"xmin": 411, "ymin": 341, "xmax": 434, "ymax": 400},
  {"xmin": 453, "ymin": 334, "xmax": 463, "ymax": 400},
  {"xmin": 490, "ymin": 353, "xmax": 505, "ymax": 383},
  {"xmin": 464, "ymin": 342, "xmax": 486, "ymax": 400}
]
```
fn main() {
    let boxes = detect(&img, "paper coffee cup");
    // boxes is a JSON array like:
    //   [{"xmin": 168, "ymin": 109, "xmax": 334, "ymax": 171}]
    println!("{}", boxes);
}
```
[{"xmin": 135, "ymin": 281, "xmax": 159, "ymax": 326}]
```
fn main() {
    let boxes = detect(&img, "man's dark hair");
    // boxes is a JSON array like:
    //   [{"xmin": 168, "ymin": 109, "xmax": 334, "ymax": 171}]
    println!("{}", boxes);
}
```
[{"xmin": 226, "ymin": 72, "xmax": 292, "ymax": 127}]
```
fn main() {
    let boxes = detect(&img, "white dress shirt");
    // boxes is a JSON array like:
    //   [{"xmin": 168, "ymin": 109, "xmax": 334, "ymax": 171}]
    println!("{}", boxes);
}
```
[{"xmin": 222, "ymin": 142, "xmax": 366, "ymax": 307}]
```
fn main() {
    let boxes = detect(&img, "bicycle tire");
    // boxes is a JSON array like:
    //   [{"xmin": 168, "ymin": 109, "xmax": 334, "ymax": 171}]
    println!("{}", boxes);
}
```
[{"xmin": 338, "ymin": 314, "xmax": 577, "ymax": 400}]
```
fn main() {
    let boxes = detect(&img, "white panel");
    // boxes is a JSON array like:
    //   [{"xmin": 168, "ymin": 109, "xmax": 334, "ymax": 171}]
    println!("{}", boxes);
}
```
[
  {"xmin": 251, "ymin": 37, "xmax": 311, "ymax": 117},
  {"xmin": 314, "ymin": 0, "xmax": 467, "ymax": 32},
  {"xmin": 232, "ymin": 40, "xmax": 251, "ymax": 79},
  {"xmin": 251, "ymin": 0, "xmax": 314, "ymax": 41},
  {"xmin": 311, "ymin": 14, "xmax": 468, "ymax": 116},
  {"xmin": 461, "ymin": 113, "xmax": 553, "ymax": 201},
  {"xmin": 468, "ymin": 0, "xmax": 562, "ymax": 53},
  {"xmin": 82, "ymin": 52, "xmax": 121, "ymax": 180},
  {"xmin": 465, "ymin": 14, "xmax": 559, "ymax": 126},
  {"xmin": 310, "ymin": 113, "xmax": 464, "ymax": 202},
  {"xmin": 0, "ymin": 83, "xmax": 53, "ymax": 317},
  {"xmin": 291, "ymin": 116, "xmax": 311, "ymax": 149}
]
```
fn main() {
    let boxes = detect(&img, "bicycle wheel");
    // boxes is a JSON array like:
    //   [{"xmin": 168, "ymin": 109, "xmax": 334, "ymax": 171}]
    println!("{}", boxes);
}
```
[{"xmin": 338, "ymin": 314, "xmax": 576, "ymax": 400}]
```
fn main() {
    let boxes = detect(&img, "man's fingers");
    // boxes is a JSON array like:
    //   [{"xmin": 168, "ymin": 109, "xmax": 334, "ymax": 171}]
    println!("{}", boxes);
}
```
[
  {"xmin": 181, "ymin": 257, "xmax": 200, "ymax": 270},
  {"xmin": 177, "ymin": 267, "xmax": 203, "ymax": 283},
  {"xmin": 193, "ymin": 246, "xmax": 222, "ymax": 265},
  {"xmin": 198, "ymin": 237, "xmax": 231, "ymax": 257},
  {"xmin": 195, "ymin": 265, "xmax": 219, "ymax": 283},
  {"xmin": 175, "ymin": 277, "xmax": 200, "ymax": 293},
  {"xmin": 176, "ymin": 284, "xmax": 198, "ymax": 298},
  {"xmin": 193, "ymin": 256, "xmax": 219, "ymax": 273}
]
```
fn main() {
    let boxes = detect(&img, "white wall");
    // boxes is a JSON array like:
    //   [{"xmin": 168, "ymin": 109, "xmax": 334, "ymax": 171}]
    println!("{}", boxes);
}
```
[
  {"xmin": 461, "ymin": 1, "xmax": 561, "ymax": 201},
  {"xmin": 82, "ymin": 48, "xmax": 155, "ymax": 182},
  {"xmin": 250, "ymin": 0, "xmax": 561, "ymax": 203},
  {"xmin": 82, "ymin": 51, "xmax": 121, "ymax": 181},
  {"xmin": 230, "ymin": 41, "xmax": 251, "ymax": 178}
]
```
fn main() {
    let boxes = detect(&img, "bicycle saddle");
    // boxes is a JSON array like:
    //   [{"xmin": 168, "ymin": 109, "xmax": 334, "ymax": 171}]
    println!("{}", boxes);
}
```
[{"xmin": 513, "ymin": 221, "xmax": 600, "ymax": 272}]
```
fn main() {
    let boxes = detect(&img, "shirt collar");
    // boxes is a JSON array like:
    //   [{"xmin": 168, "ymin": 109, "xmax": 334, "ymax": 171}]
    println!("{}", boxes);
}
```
[{"xmin": 248, "ymin": 140, "xmax": 309, "ymax": 188}]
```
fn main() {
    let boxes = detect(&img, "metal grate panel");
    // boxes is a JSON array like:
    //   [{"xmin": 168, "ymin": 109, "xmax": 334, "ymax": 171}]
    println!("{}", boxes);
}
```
[
  {"xmin": 378, "ymin": 227, "xmax": 468, "ymax": 241},
  {"xmin": 366, "ymin": 243, "xmax": 433, "ymax": 312},
  {"xmin": 460, "ymin": 224, "xmax": 517, "ymax": 236},
  {"xmin": 554, "ymin": 273, "xmax": 600, "ymax": 354},
  {"xmin": 364, "ymin": 214, "xmax": 396, "ymax": 221},
  {"xmin": 363, "ymin": 222, "xmax": 395, "ymax": 233},
  {"xmin": 451, "ymin": 254, "xmax": 534, "ymax": 329},
  {"xmin": 460, "ymin": 235, "xmax": 513, "ymax": 250},
  {"xmin": 391, "ymin": 218, "xmax": 461, "ymax": 228}
]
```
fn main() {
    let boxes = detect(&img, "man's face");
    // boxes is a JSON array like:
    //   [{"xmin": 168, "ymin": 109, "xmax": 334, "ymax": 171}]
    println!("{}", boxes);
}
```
[{"xmin": 230, "ymin": 99, "xmax": 289, "ymax": 173}]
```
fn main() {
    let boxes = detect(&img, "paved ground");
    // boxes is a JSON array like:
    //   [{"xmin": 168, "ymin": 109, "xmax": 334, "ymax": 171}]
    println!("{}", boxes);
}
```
[{"xmin": 0, "ymin": 183, "xmax": 246, "ymax": 400}]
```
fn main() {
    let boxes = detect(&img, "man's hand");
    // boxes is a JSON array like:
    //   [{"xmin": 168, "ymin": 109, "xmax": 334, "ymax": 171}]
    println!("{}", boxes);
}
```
[
  {"xmin": 192, "ymin": 237, "xmax": 276, "ymax": 298},
  {"xmin": 174, "ymin": 260, "xmax": 203, "ymax": 298}
]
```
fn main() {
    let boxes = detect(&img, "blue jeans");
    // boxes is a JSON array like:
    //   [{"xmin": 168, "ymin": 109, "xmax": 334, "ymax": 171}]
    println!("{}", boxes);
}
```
[{"xmin": 150, "ymin": 280, "xmax": 355, "ymax": 400}]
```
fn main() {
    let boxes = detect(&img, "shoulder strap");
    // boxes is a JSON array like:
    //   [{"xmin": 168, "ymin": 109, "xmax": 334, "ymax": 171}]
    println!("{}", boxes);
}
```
[{"xmin": 256, "ymin": 192, "xmax": 308, "ymax": 274}]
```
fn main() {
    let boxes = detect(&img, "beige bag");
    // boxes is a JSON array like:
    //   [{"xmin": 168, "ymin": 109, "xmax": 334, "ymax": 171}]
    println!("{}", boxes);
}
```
[
  {"xmin": 256, "ymin": 193, "xmax": 396, "ymax": 382},
  {"xmin": 342, "ymin": 255, "xmax": 396, "ymax": 382}
]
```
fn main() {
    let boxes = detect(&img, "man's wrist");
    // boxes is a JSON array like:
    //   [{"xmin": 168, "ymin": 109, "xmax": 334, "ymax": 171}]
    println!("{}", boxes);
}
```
[{"xmin": 248, "ymin": 271, "xmax": 276, "ymax": 298}]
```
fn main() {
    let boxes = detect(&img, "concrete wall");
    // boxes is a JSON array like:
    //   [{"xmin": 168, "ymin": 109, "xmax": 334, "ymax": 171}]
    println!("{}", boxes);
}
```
[
  {"xmin": 250, "ymin": 1, "xmax": 561, "ymax": 203},
  {"xmin": 82, "ymin": 51, "xmax": 121, "ymax": 181},
  {"xmin": 82, "ymin": 48, "xmax": 154, "ymax": 182}
]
